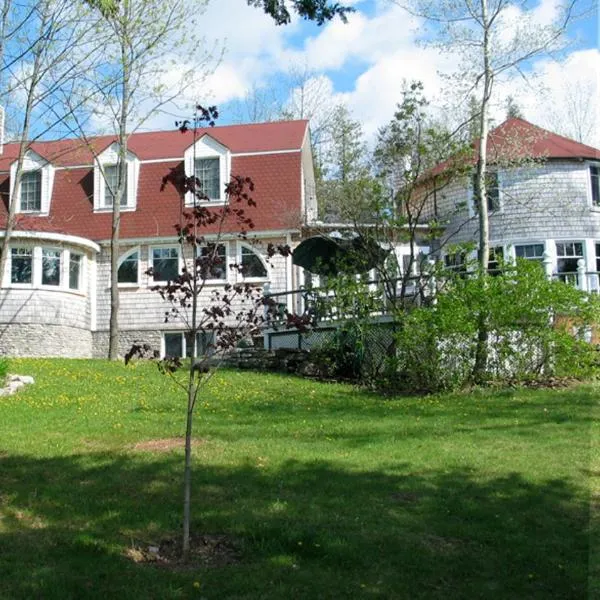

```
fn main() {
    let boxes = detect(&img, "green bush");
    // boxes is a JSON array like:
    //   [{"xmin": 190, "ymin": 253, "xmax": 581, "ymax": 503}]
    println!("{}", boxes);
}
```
[{"xmin": 393, "ymin": 260, "xmax": 600, "ymax": 393}]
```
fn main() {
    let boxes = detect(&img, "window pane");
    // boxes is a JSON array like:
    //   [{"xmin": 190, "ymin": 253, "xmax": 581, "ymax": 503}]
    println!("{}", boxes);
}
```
[
  {"xmin": 515, "ymin": 244, "xmax": 544, "ymax": 261},
  {"xmin": 199, "ymin": 244, "xmax": 227, "ymax": 280},
  {"xmin": 196, "ymin": 331, "xmax": 215, "ymax": 356},
  {"xmin": 241, "ymin": 246, "xmax": 267, "ymax": 278},
  {"xmin": 11, "ymin": 248, "xmax": 32, "ymax": 283},
  {"xmin": 488, "ymin": 246, "xmax": 504, "ymax": 275},
  {"xmin": 104, "ymin": 164, "xmax": 128, "ymax": 207},
  {"xmin": 118, "ymin": 251, "xmax": 139, "ymax": 283},
  {"xmin": 164, "ymin": 333, "xmax": 182, "ymax": 357},
  {"xmin": 20, "ymin": 171, "xmax": 41, "ymax": 211},
  {"xmin": 596, "ymin": 243, "xmax": 600, "ymax": 272},
  {"xmin": 194, "ymin": 158, "xmax": 220, "ymax": 200},
  {"xmin": 152, "ymin": 247, "xmax": 179, "ymax": 281},
  {"xmin": 556, "ymin": 241, "xmax": 583, "ymax": 282},
  {"xmin": 472, "ymin": 171, "xmax": 499, "ymax": 211},
  {"xmin": 591, "ymin": 166, "xmax": 599, "ymax": 206},
  {"xmin": 42, "ymin": 249, "xmax": 61, "ymax": 286},
  {"xmin": 69, "ymin": 254, "xmax": 82, "ymax": 290}
]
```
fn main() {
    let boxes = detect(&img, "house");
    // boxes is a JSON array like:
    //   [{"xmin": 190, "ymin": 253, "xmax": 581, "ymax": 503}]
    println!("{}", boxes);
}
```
[
  {"xmin": 426, "ymin": 118, "xmax": 600, "ymax": 284},
  {"xmin": 0, "ymin": 120, "xmax": 317, "ymax": 358}
]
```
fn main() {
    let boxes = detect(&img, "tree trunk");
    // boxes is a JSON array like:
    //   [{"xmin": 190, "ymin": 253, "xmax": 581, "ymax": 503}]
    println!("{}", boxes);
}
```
[
  {"xmin": 472, "ymin": 0, "xmax": 493, "ymax": 381},
  {"xmin": 108, "ymin": 5, "xmax": 130, "ymax": 360},
  {"xmin": 182, "ymin": 383, "xmax": 195, "ymax": 562}
]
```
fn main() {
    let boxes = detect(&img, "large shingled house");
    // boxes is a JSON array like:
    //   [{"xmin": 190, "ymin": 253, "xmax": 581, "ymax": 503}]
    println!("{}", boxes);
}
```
[{"xmin": 0, "ymin": 120, "xmax": 316, "ymax": 357}]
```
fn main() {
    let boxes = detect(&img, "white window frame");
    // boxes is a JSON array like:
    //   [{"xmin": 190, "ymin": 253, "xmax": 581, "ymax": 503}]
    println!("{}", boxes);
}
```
[
  {"xmin": 93, "ymin": 143, "xmax": 139, "ymax": 212},
  {"xmin": 587, "ymin": 161, "xmax": 600, "ymax": 209},
  {"xmin": 183, "ymin": 134, "xmax": 230, "ymax": 206},
  {"xmin": 161, "ymin": 330, "xmax": 216, "ymax": 359},
  {"xmin": 9, "ymin": 245, "xmax": 34, "ymax": 287},
  {"xmin": 116, "ymin": 246, "xmax": 141, "ymax": 288},
  {"xmin": 40, "ymin": 247, "xmax": 62, "ymax": 288},
  {"xmin": 237, "ymin": 242, "xmax": 269, "ymax": 282},
  {"xmin": 197, "ymin": 242, "xmax": 230, "ymax": 284},
  {"xmin": 68, "ymin": 251, "xmax": 83, "ymax": 291},
  {"xmin": 10, "ymin": 150, "xmax": 54, "ymax": 216},
  {"xmin": 149, "ymin": 245, "xmax": 181, "ymax": 284}
]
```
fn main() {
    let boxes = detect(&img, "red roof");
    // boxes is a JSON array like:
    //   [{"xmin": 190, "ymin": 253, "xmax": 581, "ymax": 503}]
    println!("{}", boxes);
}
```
[
  {"xmin": 428, "ymin": 118, "xmax": 600, "ymax": 179},
  {"xmin": 0, "ymin": 120, "xmax": 308, "ymax": 240},
  {"xmin": 0, "ymin": 119, "xmax": 309, "ymax": 169},
  {"xmin": 486, "ymin": 117, "xmax": 600, "ymax": 161}
]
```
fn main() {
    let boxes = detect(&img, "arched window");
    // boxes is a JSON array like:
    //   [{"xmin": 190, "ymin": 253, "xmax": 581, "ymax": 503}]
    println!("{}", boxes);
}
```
[
  {"xmin": 117, "ymin": 248, "xmax": 139, "ymax": 284},
  {"xmin": 240, "ymin": 245, "xmax": 267, "ymax": 279}
]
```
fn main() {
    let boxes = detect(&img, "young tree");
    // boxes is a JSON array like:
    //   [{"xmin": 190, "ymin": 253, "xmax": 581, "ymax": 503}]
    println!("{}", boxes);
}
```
[{"xmin": 126, "ymin": 108, "xmax": 291, "ymax": 562}]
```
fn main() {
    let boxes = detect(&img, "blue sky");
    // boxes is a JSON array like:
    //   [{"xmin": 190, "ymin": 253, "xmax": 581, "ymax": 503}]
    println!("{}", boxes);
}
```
[{"xmin": 171, "ymin": 0, "xmax": 598, "ymax": 147}]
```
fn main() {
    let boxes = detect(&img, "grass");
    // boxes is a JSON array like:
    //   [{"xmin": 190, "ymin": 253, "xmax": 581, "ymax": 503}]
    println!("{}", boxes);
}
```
[{"xmin": 0, "ymin": 358, "xmax": 597, "ymax": 599}]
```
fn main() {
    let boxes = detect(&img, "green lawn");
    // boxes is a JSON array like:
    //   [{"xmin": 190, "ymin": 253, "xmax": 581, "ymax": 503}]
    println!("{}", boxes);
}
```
[{"xmin": 0, "ymin": 359, "xmax": 597, "ymax": 599}]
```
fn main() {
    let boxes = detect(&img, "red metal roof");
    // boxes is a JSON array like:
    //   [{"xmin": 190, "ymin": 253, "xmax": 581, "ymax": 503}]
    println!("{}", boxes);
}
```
[{"xmin": 0, "ymin": 120, "xmax": 308, "ymax": 240}]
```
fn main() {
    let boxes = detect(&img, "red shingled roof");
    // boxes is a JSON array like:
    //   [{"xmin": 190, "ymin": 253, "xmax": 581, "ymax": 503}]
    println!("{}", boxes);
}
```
[
  {"xmin": 0, "ymin": 120, "xmax": 308, "ymax": 240},
  {"xmin": 486, "ymin": 117, "xmax": 600, "ymax": 161},
  {"xmin": 428, "ymin": 118, "xmax": 600, "ymax": 179},
  {"xmin": 0, "ymin": 119, "xmax": 309, "ymax": 170}
]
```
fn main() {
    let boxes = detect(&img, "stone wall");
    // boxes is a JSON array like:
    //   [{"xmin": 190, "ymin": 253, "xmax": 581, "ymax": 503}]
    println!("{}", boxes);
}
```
[
  {"xmin": 219, "ymin": 347, "xmax": 320, "ymax": 377},
  {"xmin": 0, "ymin": 323, "xmax": 92, "ymax": 357},
  {"xmin": 92, "ymin": 329, "xmax": 162, "ymax": 359}
]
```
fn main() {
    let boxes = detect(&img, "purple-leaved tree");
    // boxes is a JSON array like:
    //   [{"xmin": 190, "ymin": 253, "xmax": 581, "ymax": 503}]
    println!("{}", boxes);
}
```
[{"xmin": 124, "ymin": 106, "xmax": 311, "ymax": 562}]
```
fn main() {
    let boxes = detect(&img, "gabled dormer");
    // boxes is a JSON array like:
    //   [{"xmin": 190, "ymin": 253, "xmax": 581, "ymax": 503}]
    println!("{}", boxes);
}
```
[
  {"xmin": 10, "ymin": 150, "xmax": 54, "ymax": 215},
  {"xmin": 93, "ymin": 142, "xmax": 139, "ymax": 212},
  {"xmin": 183, "ymin": 134, "xmax": 231, "ymax": 206}
]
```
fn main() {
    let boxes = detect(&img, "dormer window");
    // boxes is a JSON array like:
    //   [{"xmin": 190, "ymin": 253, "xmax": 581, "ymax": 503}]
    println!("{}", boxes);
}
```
[
  {"xmin": 10, "ymin": 151, "xmax": 54, "ymax": 215},
  {"xmin": 20, "ymin": 171, "xmax": 42, "ymax": 211},
  {"xmin": 103, "ymin": 165, "xmax": 128, "ymax": 207},
  {"xmin": 93, "ymin": 144, "xmax": 139, "ymax": 212},
  {"xmin": 184, "ymin": 135, "xmax": 230, "ymax": 206},
  {"xmin": 194, "ymin": 158, "xmax": 220, "ymax": 200}
]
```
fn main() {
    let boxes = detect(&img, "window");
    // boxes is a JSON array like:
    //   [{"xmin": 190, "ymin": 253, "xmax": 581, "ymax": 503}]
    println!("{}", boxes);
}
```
[
  {"xmin": 591, "ymin": 165, "xmax": 600, "ymax": 206},
  {"xmin": 93, "ymin": 144, "xmax": 139, "ymax": 211},
  {"xmin": 472, "ymin": 171, "xmax": 500, "ymax": 211},
  {"xmin": 103, "ymin": 165, "xmax": 128, "ymax": 207},
  {"xmin": 152, "ymin": 247, "xmax": 179, "ymax": 282},
  {"xmin": 163, "ymin": 330, "xmax": 216, "ymax": 358},
  {"xmin": 444, "ymin": 251, "xmax": 467, "ymax": 274},
  {"xmin": 199, "ymin": 244, "xmax": 227, "ymax": 281},
  {"xmin": 241, "ymin": 246, "xmax": 267, "ymax": 279},
  {"xmin": 20, "ymin": 171, "xmax": 42, "ymax": 212},
  {"xmin": 41, "ymin": 249, "xmax": 61, "ymax": 286},
  {"xmin": 596, "ymin": 243, "xmax": 600, "ymax": 272},
  {"xmin": 488, "ymin": 246, "xmax": 504, "ymax": 275},
  {"xmin": 194, "ymin": 158, "xmax": 220, "ymax": 200},
  {"xmin": 164, "ymin": 332, "xmax": 183, "ymax": 358},
  {"xmin": 11, "ymin": 248, "xmax": 32, "ymax": 284},
  {"xmin": 118, "ymin": 249, "xmax": 139, "ymax": 284},
  {"xmin": 515, "ymin": 243, "xmax": 544, "ymax": 263},
  {"xmin": 556, "ymin": 241, "xmax": 584, "ymax": 284},
  {"xmin": 69, "ymin": 253, "xmax": 82, "ymax": 290}
]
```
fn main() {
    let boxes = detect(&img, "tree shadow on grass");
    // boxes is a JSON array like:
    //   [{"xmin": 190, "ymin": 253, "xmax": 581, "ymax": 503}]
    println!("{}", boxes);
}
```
[{"xmin": 0, "ymin": 452, "xmax": 593, "ymax": 599}]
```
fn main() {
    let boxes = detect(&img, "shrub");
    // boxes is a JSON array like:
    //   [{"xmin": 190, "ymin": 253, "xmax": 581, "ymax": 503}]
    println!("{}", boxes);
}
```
[{"xmin": 393, "ymin": 260, "xmax": 600, "ymax": 393}]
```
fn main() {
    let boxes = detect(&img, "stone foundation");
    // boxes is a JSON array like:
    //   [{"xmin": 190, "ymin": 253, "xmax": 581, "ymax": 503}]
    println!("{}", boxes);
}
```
[
  {"xmin": 0, "ymin": 323, "xmax": 93, "ymax": 358},
  {"xmin": 92, "ymin": 329, "xmax": 162, "ymax": 359}
]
